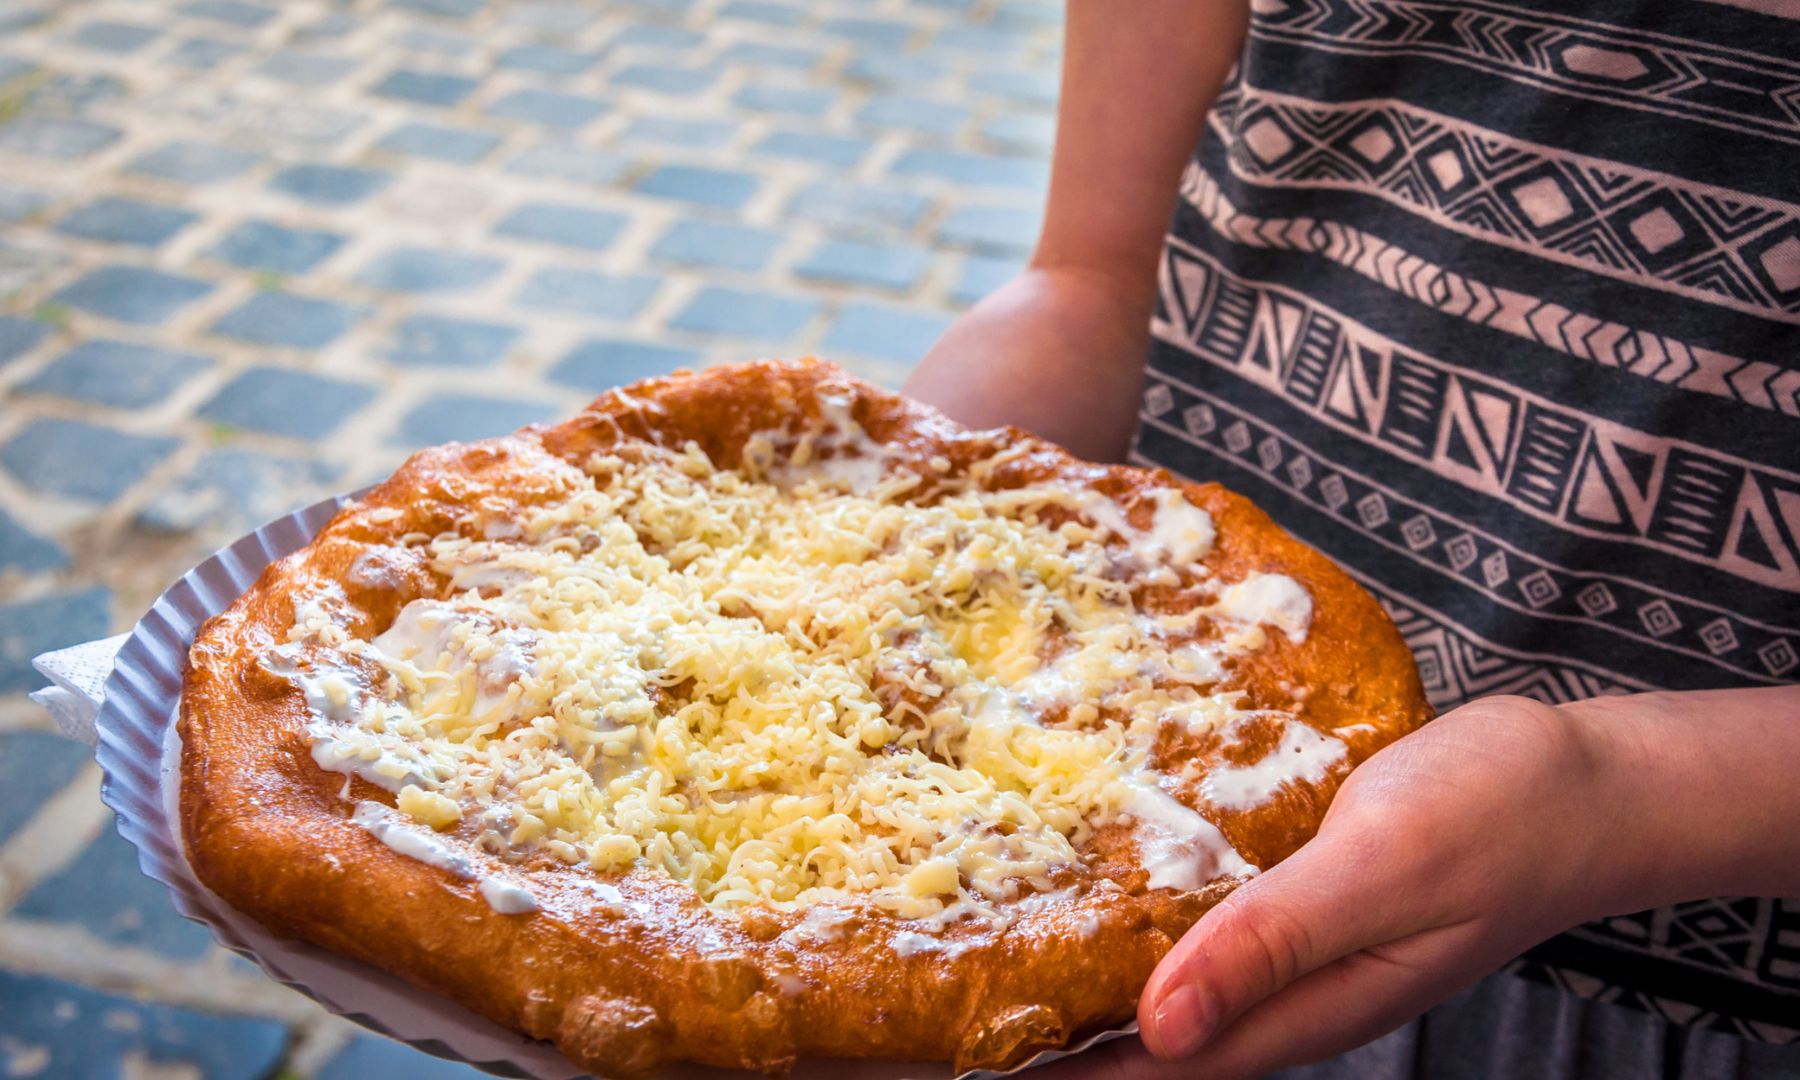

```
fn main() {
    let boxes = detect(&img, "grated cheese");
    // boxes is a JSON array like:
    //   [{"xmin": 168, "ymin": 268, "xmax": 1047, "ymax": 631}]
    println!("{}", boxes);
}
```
[{"xmin": 278, "ymin": 402, "xmax": 1317, "ymax": 925}]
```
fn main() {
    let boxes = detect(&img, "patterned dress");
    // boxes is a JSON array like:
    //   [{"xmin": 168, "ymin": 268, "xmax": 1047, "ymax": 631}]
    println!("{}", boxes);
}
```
[{"xmin": 1133, "ymin": 0, "xmax": 1800, "ymax": 1068}]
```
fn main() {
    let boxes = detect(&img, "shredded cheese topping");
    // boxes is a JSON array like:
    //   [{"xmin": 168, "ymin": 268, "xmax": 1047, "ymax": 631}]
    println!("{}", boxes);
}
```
[{"xmin": 279, "ymin": 400, "xmax": 1312, "ymax": 924}]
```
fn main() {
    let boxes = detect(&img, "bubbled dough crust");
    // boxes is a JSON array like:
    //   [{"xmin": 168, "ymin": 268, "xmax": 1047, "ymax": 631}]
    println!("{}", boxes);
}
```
[{"xmin": 180, "ymin": 359, "xmax": 1432, "ymax": 1078}]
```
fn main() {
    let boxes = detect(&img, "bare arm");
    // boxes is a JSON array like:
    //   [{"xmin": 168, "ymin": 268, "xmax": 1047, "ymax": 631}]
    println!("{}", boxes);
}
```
[{"xmin": 903, "ymin": 0, "xmax": 1248, "ymax": 460}]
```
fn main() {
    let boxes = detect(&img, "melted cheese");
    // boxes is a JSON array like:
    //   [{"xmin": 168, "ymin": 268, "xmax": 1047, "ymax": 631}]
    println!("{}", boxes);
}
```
[
  {"xmin": 1201, "ymin": 721, "xmax": 1347, "ymax": 811},
  {"xmin": 1209, "ymin": 572, "xmax": 1313, "ymax": 645},
  {"xmin": 282, "ymin": 406, "xmax": 1313, "ymax": 925},
  {"xmin": 1119, "ymin": 780, "xmax": 1254, "ymax": 889}
]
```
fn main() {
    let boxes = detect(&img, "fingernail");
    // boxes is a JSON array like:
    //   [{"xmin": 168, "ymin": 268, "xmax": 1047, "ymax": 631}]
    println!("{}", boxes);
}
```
[{"xmin": 1150, "ymin": 984, "xmax": 1214, "ymax": 1059}]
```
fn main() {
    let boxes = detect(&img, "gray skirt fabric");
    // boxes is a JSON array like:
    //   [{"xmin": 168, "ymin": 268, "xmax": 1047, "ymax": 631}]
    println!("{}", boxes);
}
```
[{"xmin": 1272, "ymin": 974, "xmax": 1800, "ymax": 1079}]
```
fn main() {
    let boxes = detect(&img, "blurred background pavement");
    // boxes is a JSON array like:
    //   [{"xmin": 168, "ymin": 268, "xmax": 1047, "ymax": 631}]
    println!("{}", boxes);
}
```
[{"xmin": 0, "ymin": 0, "xmax": 1059, "ymax": 1074}]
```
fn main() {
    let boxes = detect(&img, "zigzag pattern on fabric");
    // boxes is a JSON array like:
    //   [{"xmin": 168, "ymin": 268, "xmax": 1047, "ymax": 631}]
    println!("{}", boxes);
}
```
[
  {"xmin": 1180, "ymin": 163, "xmax": 1800, "ymax": 418},
  {"xmin": 1205, "ymin": 78, "xmax": 1800, "ymax": 323},
  {"xmin": 1249, "ymin": 0, "xmax": 1800, "ymax": 146},
  {"xmin": 1152, "ymin": 238, "xmax": 1800, "ymax": 606}
]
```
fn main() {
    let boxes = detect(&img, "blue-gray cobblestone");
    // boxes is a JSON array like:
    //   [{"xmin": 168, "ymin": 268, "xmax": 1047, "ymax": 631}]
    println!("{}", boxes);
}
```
[
  {"xmin": 1, "ymin": 420, "xmax": 178, "ymax": 502},
  {"xmin": 889, "ymin": 147, "xmax": 1047, "ymax": 189},
  {"xmin": 56, "ymin": 197, "xmax": 198, "ymax": 248},
  {"xmin": 198, "ymin": 367, "xmax": 375, "ymax": 438},
  {"xmin": 52, "ymin": 265, "xmax": 214, "ymax": 324},
  {"xmin": 993, "ymin": 0, "xmax": 1061, "ymax": 27},
  {"xmin": 294, "ymin": 11, "xmax": 358, "ymax": 38},
  {"xmin": 856, "ymin": 94, "xmax": 968, "ymax": 137},
  {"xmin": 821, "ymin": 300, "xmax": 952, "ymax": 364},
  {"xmin": 179, "ymin": 0, "xmax": 277, "ymax": 27},
  {"xmin": 611, "ymin": 25, "xmax": 705, "ymax": 49},
  {"xmin": 0, "ymin": 315, "xmax": 48, "ymax": 364},
  {"xmin": 634, "ymin": 164, "xmax": 759, "ymax": 209},
  {"xmin": 164, "ymin": 35, "xmax": 241, "ymax": 68},
  {"xmin": 33, "ymin": 72, "xmax": 129, "ymax": 110},
  {"xmin": 932, "ymin": 24, "xmax": 1033, "ymax": 55},
  {"xmin": 0, "ymin": 0, "xmax": 1066, "ymax": 1066},
  {"xmin": 754, "ymin": 130, "xmax": 871, "ymax": 168},
  {"xmin": 375, "ymin": 120, "xmax": 502, "ymax": 162},
  {"xmin": 624, "ymin": 116, "xmax": 735, "ymax": 148},
  {"xmin": 0, "ymin": 587, "xmax": 109, "ymax": 691},
  {"xmin": 650, "ymin": 219, "xmax": 782, "ymax": 271},
  {"xmin": 495, "ymin": 202, "xmax": 629, "ymax": 251},
  {"xmin": 354, "ymin": 247, "xmax": 504, "ymax": 293},
  {"xmin": 936, "ymin": 203, "xmax": 1042, "ymax": 255},
  {"xmin": 504, "ymin": 140, "xmax": 630, "ymax": 185},
  {"xmin": 209, "ymin": 220, "xmax": 346, "ymax": 274},
  {"xmin": 211, "ymin": 291, "xmax": 362, "ymax": 348},
  {"xmin": 137, "ymin": 447, "xmax": 339, "ymax": 534},
  {"xmin": 514, "ymin": 267, "xmax": 661, "ymax": 319},
  {"xmin": 486, "ymin": 88, "xmax": 608, "ymax": 129},
  {"xmin": 717, "ymin": 0, "xmax": 806, "ymax": 25},
  {"xmin": 70, "ymin": 19, "xmax": 159, "ymax": 53},
  {"xmin": 0, "ymin": 508, "xmax": 68, "ymax": 573},
  {"xmin": 389, "ymin": 313, "xmax": 519, "ymax": 368},
  {"xmin": 980, "ymin": 112, "xmax": 1056, "ymax": 153},
  {"xmin": 318, "ymin": 1036, "xmax": 488, "ymax": 1080},
  {"xmin": 795, "ymin": 239, "xmax": 931, "ymax": 291},
  {"xmin": 822, "ymin": 16, "xmax": 914, "ymax": 48},
  {"xmin": 0, "ymin": 183, "xmax": 48, "ymax": 223},
  {"xmin": 497, "ymin": 2, "xmax": 589, "ymax": 32},
  {"xmin": 392, "ymin": 27, "xmax": 481, "ymax": 56},
  {"xmin": 392, "ymin": 0, "xmax": 484, "ymax": 17},
  {"xmin": 731, "ymin": 83, "xmax": 836, "ymax": 117},
  {"xmin": 254, "ymin": 48, "xmax": 359, "ymax": 85},
  {"xmin": 786, "ymin": 181, "xmax": 930, "ymax": 235},
  {"xmin": 671, "ymin": 285, "xmax": 819, "ymax": 341},
  {"xmin": 719, "ymin": 41, "xmax": 821, "ymax": 69},
  {"xmin": 613, "ymin": 63, "xmax": 718, "ymax": 95},
  {"xmin": 952, "ymin": 254, "xmax": 1023, "ymax": 305},
  {"xmin": 0, "ymin": 731, "xmax": 86, "ymax": 841},
  {"xmin": 372, "ymin": 68, "xmax": 481, "ymax": 107},
  {"xmin": 550, "ymin": 337, "xmax": 701, "ymax": 392},
  {"xmin": 0, "ymin": 970, "xmax": 288, "ymax": 1080},
  {"xmin": 397, "ymin": 393, "xmax": 558, "ymax": 447},
  {"xmin": 843, "ymin": 53, "xmax": 947, "ymax": 86},
  {"xmin": 268, "ymin": 162, "xmax": 392, "ymax": 205},
  {"xmin": 14, "ymin": 827, "xmax": 217, "ymax": 958},
  {"xmin": 126, "ymin": 140, "xmax": 264, "ymax": 183},
  {"xmin": 20, "ymin": 339, "xmax": 211, "ymax": 408},
  {"xmin": 0, "ymin": 115, "xmax": 122, "ymax": 158},
  {"xmin": 496, "ymin": 44, "xmax": 599, "ymax": 76}
]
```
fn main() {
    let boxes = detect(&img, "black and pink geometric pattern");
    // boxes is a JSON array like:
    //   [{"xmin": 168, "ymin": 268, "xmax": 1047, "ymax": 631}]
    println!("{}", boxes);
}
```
[
  {"xmin": 1141, "ymin": 0, "xmax": 1800, "ymax": 1038},
  {"xmin": 1207, "ymin": 77, "xmax": 1800, "ymax": 322}
]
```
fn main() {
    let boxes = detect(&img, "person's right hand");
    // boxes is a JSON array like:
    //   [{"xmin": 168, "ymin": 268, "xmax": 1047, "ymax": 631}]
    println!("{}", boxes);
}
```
[
  {"xmin": 902, "ymin": 265, "xmax": 1153, "ymax": 462},
  {"xmin": 1034, "ymin": 685, "xmax": 1800, "ymax": 1080}
]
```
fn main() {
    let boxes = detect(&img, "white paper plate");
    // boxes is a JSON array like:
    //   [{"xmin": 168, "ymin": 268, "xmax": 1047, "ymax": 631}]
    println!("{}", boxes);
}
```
[{"xmin": 90, "ymin": 491, "xmax": 1138, "ymax": 1080}]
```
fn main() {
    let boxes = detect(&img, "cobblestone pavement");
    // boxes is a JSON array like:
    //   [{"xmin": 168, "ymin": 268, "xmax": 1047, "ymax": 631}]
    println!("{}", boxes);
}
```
[{"xmin": 0, "ymin": 0, "xmax": 1059, "ymax": 1074}]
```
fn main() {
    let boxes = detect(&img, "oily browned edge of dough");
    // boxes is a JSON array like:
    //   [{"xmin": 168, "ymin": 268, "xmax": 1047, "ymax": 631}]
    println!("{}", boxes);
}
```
[{"xmin": 179, "ymin": 358, "xmax": 1433, "ymax": 1077}]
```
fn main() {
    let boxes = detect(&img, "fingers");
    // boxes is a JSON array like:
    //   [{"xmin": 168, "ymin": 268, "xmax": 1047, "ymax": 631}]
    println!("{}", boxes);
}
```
[
  {"xmin": 1028, "ymin": 1034, "xmax": 1184, "ymax": 1080},
  {"xmin": 1172, "ymin": 926, "xmax": 1492, "ymax": 1080},
  {"xmin": 1138, "ymin": 822, "xmax": 1442, "ymax": 1059},
  {"xmin": 1041, "ymin": 932, "xmax": 1486, "ymax": 1080}
]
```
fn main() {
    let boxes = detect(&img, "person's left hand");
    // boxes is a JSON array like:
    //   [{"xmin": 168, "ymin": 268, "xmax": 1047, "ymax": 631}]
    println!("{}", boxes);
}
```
[{"xmin": 1037, "ymin": 693, "xmax": 1656, "ymax": 1080}]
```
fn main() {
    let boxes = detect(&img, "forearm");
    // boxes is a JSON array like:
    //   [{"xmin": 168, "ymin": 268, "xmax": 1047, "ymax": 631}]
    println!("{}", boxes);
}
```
[
  {"xmin": 1580, "ymin": 685, "xmax": 1800, "ymax": 907},
  {"xmin": 1033, "ymin": 0, "xmax": 1248, "ymax": 301},
  {"xmin": 904, "ymin": 2, "xmax": 1247, "ymax": 459}
]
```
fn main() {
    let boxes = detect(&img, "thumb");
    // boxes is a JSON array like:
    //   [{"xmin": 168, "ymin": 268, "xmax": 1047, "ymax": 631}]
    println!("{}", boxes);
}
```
[{"xmin": 1138, "ymin": 825, "xmax": 1428, "ymax": 1059}]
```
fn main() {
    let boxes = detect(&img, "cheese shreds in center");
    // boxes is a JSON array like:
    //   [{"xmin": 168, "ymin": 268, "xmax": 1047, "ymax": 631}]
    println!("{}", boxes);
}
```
[{"xmin": 282, "ymin": 404, "xmax": 1312, "ymax": 924}]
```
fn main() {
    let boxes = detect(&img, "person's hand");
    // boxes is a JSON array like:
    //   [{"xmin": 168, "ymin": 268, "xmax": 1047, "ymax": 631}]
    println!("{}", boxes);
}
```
[
  {"xmin": 1041, "ymin": 693, "xmax": 1667, "ymax": 1080},
  {"xmin": 903, "ymin": 265, "xmax": 1153, "ymax": 462}
]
